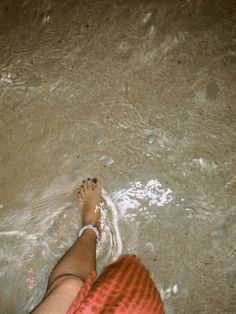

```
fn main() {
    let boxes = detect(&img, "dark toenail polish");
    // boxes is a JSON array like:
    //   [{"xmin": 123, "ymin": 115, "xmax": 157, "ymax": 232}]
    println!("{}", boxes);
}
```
[
  {"xmin": 92, "ymin": 178, "xmax": 97, "ymax": 183},
  {"xmin": 88, "ymin": 178, "xmax": 90, "ymax": 180},
  {"xmin": 81, "ymin": 185, "xmax": 83, "ymax": 187},
  {"xmin": 82, "ymin": 180, "xmax": 85, "ymax": 183}
]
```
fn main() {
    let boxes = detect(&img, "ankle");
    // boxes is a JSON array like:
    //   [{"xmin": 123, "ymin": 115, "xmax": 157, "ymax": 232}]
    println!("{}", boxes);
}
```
[
  {"xmin": 79, "ymin": 226, "xmax": 99, "ymax": 243},
  {"xmin": 83, "ymin": 228, "xmax": 97, "ymax": 239}
]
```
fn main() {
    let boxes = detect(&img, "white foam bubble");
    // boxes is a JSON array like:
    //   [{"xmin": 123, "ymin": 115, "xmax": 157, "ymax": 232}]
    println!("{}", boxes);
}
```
[
  {"xmin": 96, "ymin": 189, "xmax": 123, "ymax": 265},
  {"xmin": 112, "ymin": 179, "xmax": 173, "ymax": 220}
]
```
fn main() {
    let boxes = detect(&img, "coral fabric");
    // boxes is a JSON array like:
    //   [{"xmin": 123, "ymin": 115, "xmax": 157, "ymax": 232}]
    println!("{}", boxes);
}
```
[{"xmin": 67, "ymin": 255, "xmax": 164, "ymax": 314}]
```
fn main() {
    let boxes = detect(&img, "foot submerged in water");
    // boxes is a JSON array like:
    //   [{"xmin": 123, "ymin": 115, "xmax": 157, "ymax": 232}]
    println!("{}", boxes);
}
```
[
  {"xmin": 78, "ymin": 178, "xmax": 102, "ymax": 232},
  {"xmin": 78, "ymin": 178, "xmax": 123, "ymax": 261}
]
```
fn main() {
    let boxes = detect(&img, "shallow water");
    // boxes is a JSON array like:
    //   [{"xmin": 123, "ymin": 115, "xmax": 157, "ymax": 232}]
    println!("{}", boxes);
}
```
[{"xmin": 0, "ymin": 0, "xmax": 236, "ymax": 313}]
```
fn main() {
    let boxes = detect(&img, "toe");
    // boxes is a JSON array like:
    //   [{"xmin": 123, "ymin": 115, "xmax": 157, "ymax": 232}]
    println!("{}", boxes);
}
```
[
  {"xmin": 93, "ymin": 178, "xmax": 101, "ymax": 189},
  {"xmin": 80, "ymin": 189, "xmax": 85, "ymax": 199},
  {"xmin": 86, "ymin": 178, "xmax": 93, "ymax": 191},
  {"xmin": 82, "ymin": 180, "xmax": 87, "ymax": 191},
  {"xmin": 92, "ymin": 178, "xmax": 102, "ymax": 194},
  {"xmin": 77, "ymin": 191, "xmax": 82, "ymax": 202},
  {"xmin": 78, "ymin": 184, "xmax": 83, "ymax": 194}
]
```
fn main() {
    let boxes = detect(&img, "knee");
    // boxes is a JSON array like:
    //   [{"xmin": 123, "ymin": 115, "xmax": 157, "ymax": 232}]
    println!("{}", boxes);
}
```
[
  {"xmin": 57, "ymin": 277, "xmax": 83, "ymax": 294},
  {"xmin": 47, "ymin": 275, "xmax": 84, "ymax": 297}
]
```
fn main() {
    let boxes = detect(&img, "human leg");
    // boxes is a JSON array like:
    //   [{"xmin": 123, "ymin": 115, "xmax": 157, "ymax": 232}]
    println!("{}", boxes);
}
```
[{"xmin": 31, "ymin": 178, "xmax": 102, "ymax": 314}]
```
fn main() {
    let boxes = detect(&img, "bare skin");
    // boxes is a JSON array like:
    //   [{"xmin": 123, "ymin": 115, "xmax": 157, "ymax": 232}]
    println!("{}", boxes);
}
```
[
  {"xmin": 32, "ymin": 178, "xmax": 102, "ymax": 314},
  {"xmin": 78, "ymin": 178, "xmax": 102, "ymax": 232}
]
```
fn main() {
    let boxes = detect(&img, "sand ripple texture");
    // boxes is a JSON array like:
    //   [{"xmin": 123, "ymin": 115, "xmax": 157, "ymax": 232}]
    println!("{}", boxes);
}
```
[{"xmin": 0, "ymin": 0, "xmax": 236, "ymax": 313}]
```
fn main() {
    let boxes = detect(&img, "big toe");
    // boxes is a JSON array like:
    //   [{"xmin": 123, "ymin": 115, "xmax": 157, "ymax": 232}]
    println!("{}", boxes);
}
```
[{"xmin": 92, "ymin": 178, "xmax": 101, "ymax": 189}]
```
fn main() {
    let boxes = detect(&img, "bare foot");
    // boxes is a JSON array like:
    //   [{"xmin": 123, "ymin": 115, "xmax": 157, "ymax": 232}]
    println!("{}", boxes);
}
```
[{"xmin": 77, "ymin": 178, "xmax": 102, "ymax": 232}]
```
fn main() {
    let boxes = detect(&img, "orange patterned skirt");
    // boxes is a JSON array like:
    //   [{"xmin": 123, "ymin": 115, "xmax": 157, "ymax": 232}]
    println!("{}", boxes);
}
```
[{"xmin": 67, "ymin": 255, "xmax": 164, "ymax": 314}]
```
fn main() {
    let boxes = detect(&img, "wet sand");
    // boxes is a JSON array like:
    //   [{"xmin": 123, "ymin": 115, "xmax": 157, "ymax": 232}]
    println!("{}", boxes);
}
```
[{"xmin": 0, "ymin": 0, "xmax": 236, "ymax": 313}]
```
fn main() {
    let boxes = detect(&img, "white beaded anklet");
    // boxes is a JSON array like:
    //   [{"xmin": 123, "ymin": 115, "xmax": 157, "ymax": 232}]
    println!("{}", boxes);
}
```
[{"xmin": 79, "ymin": 224, "xmax": 100, "ymax": 242}]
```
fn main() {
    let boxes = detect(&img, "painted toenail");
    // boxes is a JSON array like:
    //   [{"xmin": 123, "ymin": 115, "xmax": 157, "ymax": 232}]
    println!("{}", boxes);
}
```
[
  {"xmin": 92, "ymin": 178, "xmax": 97, "ymax": 183},
  {"xmin": 88, "ymin": 178, "xmax": 91, "ymax": 180},
  {"xmin": 82, "ymin": 180, "xmax": 85, "ymax": 183}
]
